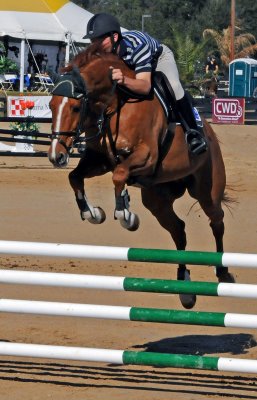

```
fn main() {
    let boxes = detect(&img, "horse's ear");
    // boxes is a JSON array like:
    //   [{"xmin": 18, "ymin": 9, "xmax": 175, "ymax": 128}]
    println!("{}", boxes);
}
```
[
  {"xmin": 72, "ymin": 65, "xmax": 82, "ymax": 81},
  {"xmin": 72, "ymin": 65, "xmax": 87, "ymax": 94}
]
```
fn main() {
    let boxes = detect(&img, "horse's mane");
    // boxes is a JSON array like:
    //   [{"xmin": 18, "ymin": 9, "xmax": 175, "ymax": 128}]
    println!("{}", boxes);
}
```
[{"xmin": 62, "ymin": 42, "xmax": 124, "ymax": 73}]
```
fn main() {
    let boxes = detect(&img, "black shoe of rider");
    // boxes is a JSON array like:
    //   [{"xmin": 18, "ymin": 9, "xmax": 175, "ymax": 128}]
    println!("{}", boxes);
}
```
[{"xmin": 185, "ymin": 129, "xmax": 208, "ymax": 155}]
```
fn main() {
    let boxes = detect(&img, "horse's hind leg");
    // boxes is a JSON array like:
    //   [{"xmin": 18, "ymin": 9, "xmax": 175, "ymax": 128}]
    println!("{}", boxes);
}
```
[
  {"xmin": 188, "ymin": 182, "xmax": 235, "ymax": 283},
  {"xmin": 141, "ymin": 183, "xmax": 196, "ymax": 309},
  {"xmin": 68, "ymin": 154, "xmax": 108, "ymax": 224},
  {"xmin": 206, "ymin": 206, "xmax": 234, "ymax": 282}
]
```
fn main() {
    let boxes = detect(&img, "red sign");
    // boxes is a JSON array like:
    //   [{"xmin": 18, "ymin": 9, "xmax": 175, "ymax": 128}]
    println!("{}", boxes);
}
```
[{"xmin": 212, "ymin": 98, "xmax": 245, "ymax": 124}]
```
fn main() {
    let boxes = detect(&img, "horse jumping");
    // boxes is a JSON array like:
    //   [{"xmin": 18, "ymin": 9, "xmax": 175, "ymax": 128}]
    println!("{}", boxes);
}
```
[{"xmin": 48, "ymin": 45, "xmax": 234, "ymax": 308}]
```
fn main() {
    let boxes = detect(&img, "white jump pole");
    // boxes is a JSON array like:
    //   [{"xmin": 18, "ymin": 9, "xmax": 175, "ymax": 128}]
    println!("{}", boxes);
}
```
[
  {"xmin": 1, "ymin": 299, "xmax": 257, "ymax": 329},
  {"xmin": 0, "ymin": 342, "xmax": 257, "ymax": 373},
  {"xmin": 0, "ymin": 240, "xmax": 256, "ymax": 268},
  {"xmin": 0, "ymin": 269, "xmax": 257, "ymax": 299}
]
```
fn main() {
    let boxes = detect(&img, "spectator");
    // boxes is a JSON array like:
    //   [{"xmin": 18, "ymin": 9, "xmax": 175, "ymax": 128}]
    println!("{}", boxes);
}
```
[
  {"xmin": 205, "ymin": 55, "xmax": 219, "ymax": 75},
  {"xmin": 41, "ymin": 53, "xmax": 48, "ymax": 74},
  {"xmin": 56, "ymin": 44, "xmax": 66, "ymax": 73}
]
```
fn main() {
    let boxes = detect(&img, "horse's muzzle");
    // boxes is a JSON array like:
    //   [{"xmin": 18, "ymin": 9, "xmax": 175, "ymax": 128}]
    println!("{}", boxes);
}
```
[{"xmin": 48, "ymin": 152, "xmax": 70, "ymax": 168}]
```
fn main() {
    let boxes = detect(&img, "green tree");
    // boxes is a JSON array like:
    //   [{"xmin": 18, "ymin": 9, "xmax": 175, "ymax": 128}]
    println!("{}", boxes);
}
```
[
  {"xmin": 188, "ymin": 0, "xmax": 230, "ymax": 42},
  {"xmin": 203, "ymin": 26, "xmax": 257, "ymax": 67},
  {"xmin": 237, "ymin": 0, "xmax": 257, "ymax": 39},
  {"xmin": 72, "ymin": 0, "xmax": 257, "ymax": 62},
  {"xmin": 0, "ymin": 55, "xmax": 18, "ymax": 74},
  {"xmin": 72, "ymin": 0, "xmax": 217, "ymax": 41},
  {"xmin": 165, "ymin": 27, "xmax": 207, "ymax": 83}
]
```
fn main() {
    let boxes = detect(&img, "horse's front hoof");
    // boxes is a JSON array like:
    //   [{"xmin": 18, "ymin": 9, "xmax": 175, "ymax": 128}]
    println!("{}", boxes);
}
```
[
  {"xmin": 114, "ymin": 210, "xmax": 140, "ymax": 231},
  {"xmin": 81, "ymin": 207, "xmax": 106, "ymax": 224},
  {"xmin": 123, "ymin": 213, "xmax": 140, "ymax": 231}
]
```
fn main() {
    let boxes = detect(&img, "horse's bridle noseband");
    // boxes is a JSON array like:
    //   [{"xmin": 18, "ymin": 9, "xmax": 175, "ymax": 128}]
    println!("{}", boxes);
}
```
[{"xmin": 51, "ymin": 97, "xmax": 89, "ymax": 154}]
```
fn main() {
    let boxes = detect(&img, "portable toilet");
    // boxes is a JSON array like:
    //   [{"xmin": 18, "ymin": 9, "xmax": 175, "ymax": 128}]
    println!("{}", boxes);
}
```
[{"xmin": 229, "ymin": 58, "xmax": 257, "ymax": 97}]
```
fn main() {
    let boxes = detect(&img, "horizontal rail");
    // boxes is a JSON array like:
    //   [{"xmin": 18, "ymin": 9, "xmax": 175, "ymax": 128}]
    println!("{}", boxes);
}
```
[
  {"xmin": 0, "ymin": 152, "xmax": 81, "ymax": 158},
  {"xmin": 0, "ymin": 342, "xmax": 256, "ymax": 373},
  {"xmin": 0, "ymin": 269, "xmax": 257, "ymax": 298},
  {"xmin": 1, "ymin": 299, "xmax": 257, "ymax": 328},
  {"xmin": 0, "ymin": 117, "xmax": 52, "ymax": 123},
  {"xmin": 0, "ymin": 128, "xmax": 51, "ymax": 138},
  {"xmin": 0, "ymin": 240, "xmax": 256, "ymax": 268},
  {"xmin": 0, "ymin": 136, "xmax": 50, "ymax": 145}
]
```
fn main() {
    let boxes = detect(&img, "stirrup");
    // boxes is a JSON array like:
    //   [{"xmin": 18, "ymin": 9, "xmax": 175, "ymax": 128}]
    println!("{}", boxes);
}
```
[{"xmin": 185, "ymin": 129, "xmax": 208, "ymax": 155}]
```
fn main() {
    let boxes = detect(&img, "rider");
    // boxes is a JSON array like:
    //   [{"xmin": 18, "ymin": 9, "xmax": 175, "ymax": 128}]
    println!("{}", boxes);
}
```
[{"xmin": 84, "ymin": 13, "xmax": 207, "ymax": 155}]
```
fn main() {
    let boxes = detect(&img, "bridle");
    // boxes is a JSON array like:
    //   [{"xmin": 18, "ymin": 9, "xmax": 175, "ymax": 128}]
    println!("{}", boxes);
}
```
[
  {"xmin": 51, "ymin": 97, "xmax": 89, "ymax": 154},
  {"xmin": 51, "ymin": 66, "xmax": 89, "ymax": 154},
  {"xmin": 51, "ymin": 65, "xmax": 119, "ymax": 156}
]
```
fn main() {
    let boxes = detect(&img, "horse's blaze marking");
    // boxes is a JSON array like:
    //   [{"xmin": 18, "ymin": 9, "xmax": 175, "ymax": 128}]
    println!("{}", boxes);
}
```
[
  {"xmin": 50, "ymin": 138, "xmax": 58, "ymax": 160},
  {"xmin": 51, "ymin": 97, "xmax": 69, "ymax": 159}
]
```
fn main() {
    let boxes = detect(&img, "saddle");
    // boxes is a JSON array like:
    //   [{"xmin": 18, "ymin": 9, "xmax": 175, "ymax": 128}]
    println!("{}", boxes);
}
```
[
  {"xmin": 153, "ymin": 71, "xmax": 203, "ymax": 129},
  {"xmin": 153, "ymin": 71, "xmax": 176, "ymax": 121},
  {"xmin": 117, "ymin": 71, "xmax": 202, "ymax": 129},
  {"xmin": 152, "ymin": 72, "xmax": 177, "ymax": 167},
  {"xmin": 125, "ymin": 73, "xmax": 203, "ymax": 187}
]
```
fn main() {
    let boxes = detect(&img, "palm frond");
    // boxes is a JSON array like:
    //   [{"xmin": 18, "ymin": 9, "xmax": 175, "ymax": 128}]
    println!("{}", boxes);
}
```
[{"xmin": 203, "ymin": 25, "xmax": 257, "ymax": 66}]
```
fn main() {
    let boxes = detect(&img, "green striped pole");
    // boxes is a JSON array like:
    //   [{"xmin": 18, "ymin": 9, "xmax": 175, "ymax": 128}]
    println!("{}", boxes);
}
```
[
  {"xmin": 0, "ymin": 269, "xmax": 256, "ymax": 298},
  {"xmin": 130, "ymin": 307, "xmax": 227, "ymax": 326},
  {"xmin": 128, "ymin": 248, "xmax": 223, "ymax": 265},
  {"xmin": 123, "ymin": 351, "xmax": 219, "ymax": 370},
  {"xmin": 128, "ymin": 248, "xmax": 257, "ymax": 268},
  {"xmin": 1, "ymin": 299, "xmax": 257, "ymax": 328},
  {"xmin": 129, "ymin": 307, "xmax": 257, "ymax": 328},
  {"xmin": 123, "ymin": 351, "xmax": 257, "ymax": 373},
  {"xmin": 0, "ymin": 241, "xmax": 256, "ymax": 268},
  {"xmin": 0, "ymin": 342, "xmax": 256, "ymax": 373},
  {"xmin": 124, "ymin": 278, "xmax": 219, "ymax": 295}
]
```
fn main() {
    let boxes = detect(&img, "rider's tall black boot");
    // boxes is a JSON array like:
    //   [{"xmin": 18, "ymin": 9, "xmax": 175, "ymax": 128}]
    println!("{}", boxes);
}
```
[{"xmin": 176, "ymin": 94, "xmax": 208, "ymax": 155}]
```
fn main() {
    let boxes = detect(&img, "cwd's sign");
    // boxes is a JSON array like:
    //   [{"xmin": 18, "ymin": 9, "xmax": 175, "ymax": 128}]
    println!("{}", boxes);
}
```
[{"xmin": 212, "ymin": 98, "xmax": 245, "ymax": 124}]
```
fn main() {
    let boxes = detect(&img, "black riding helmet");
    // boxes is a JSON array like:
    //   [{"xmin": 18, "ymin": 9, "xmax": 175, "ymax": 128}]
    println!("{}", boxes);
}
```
[{"xmin": 83, "ymin": 13, "xmax": 121, "ymax": 40}]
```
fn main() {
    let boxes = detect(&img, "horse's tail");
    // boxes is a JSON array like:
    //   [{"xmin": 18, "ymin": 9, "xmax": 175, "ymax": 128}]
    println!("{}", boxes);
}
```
[{"xmin": 222, "ymin": 184, "xmax": 240, "ymax": 215}]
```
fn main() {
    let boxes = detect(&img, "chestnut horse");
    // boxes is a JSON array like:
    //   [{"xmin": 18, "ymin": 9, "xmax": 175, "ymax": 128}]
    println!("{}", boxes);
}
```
[{"xmin": 48, "ymin": 45, "xmax": 234, "ymax": 309}]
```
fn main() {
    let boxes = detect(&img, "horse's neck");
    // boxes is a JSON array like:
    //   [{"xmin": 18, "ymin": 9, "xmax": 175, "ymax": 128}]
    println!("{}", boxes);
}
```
[{"xmin": 82, "ymin": 60, "xmax": 120, "ymax": 112}]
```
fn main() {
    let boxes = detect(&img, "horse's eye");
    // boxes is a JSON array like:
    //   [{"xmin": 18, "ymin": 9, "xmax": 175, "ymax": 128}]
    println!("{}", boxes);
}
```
[{"xmin": 73, "ymin": 106, "xmax": 80, "ymax": 113}]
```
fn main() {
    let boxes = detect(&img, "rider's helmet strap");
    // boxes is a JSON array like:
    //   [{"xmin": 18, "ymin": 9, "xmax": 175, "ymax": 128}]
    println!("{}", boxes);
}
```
[{"xmin": 111, "ymin": 33, "xmax": 119, "ymax": 54}]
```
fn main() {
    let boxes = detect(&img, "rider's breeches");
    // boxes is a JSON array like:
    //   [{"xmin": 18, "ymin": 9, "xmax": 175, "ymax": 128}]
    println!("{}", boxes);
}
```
[{"xmin": 156, "ymin": 44, "xmax": 184, "ymax": 100}]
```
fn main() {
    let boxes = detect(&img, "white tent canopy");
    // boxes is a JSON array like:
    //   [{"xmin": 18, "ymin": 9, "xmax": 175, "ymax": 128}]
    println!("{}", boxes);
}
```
[
  {"xmin": 0, "ymin": 0, "xmax": 93, "ymax": 91},
  {"xmin": 0, "ymin": 0, "xmax": 92, "ymax": 42}
]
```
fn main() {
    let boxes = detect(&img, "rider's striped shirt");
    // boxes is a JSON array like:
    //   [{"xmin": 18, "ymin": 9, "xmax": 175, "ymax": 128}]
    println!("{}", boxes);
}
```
[{"xmin": 118, "ymin": 31, "xmax": 161, "ymax": 74}]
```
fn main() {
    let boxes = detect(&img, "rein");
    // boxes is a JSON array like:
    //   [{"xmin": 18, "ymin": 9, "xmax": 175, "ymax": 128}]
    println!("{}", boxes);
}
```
[{"xmin": 81, "ymin": 78, "xmax": 118, "ymax": 144}]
